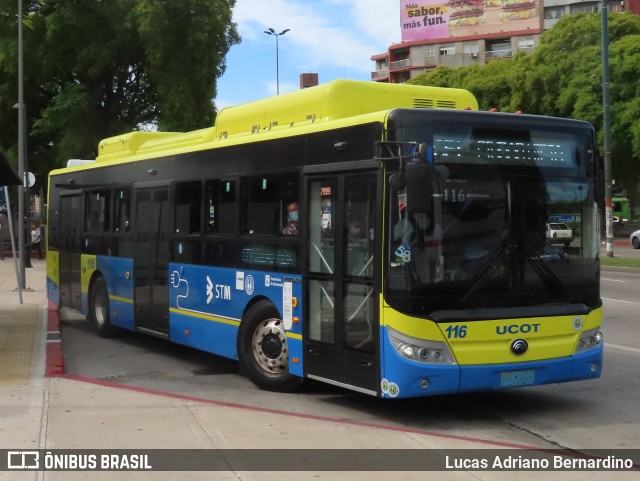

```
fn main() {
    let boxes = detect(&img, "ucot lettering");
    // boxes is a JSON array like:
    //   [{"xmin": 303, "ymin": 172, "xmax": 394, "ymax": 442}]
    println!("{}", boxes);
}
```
[{"xmin": 496, "ymin": 323, "xmax": 540, "ymax": 335}]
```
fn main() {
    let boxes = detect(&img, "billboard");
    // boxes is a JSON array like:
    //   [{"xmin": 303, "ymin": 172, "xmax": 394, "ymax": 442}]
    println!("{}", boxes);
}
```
[{"xmin": 400, "ymin": 0, "xmax": 541, "ymax": 42}]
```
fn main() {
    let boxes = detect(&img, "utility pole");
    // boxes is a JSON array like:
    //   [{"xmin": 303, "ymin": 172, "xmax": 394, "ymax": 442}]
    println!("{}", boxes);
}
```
[
  {"xmin": 17, "ymin": 0, "xmax": 27, "ymax": 284},
  {"xmin": 601, "ymin": 2, "xmax": 613, "ymax": 257}
]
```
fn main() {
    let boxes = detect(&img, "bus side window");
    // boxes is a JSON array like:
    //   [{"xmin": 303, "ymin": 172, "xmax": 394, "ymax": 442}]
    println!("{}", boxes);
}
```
[
  {"xmin": 204, "ymin": 179, "xmax": 240, "ymax": 235},
  {"xmin": 175, "ymin": 181, "xmax": 201, "ymax": 234},
  {"xmin": 205, "ymin": 180, "xmax": 218, "ymax": 233},
  {"xmin": 114, "ymin": 188, "xmax": 131, "ymax": 232},
  {"xmin": 85, "ymin": 189, "xmax": 110, "ymax": 232},
  {"xmin": 242, "ymin": 175, "xmax": 279, "ymax": 235}
]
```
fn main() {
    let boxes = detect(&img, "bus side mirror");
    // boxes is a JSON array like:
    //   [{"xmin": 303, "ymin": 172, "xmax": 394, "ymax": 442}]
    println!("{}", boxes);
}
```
[
  {"xmin": 405, "ymin": 164, "xmax": 449, "ymax": 214},
  {"xmin": 406, "ymin": 163, "xmax": 432, "ymax": 214}
]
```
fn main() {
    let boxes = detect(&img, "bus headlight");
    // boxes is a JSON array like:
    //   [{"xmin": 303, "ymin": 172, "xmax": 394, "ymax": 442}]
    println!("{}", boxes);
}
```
[
  {"xmin": 574, "ymin": 327, "xmax": 603, "ymax": 353},
  {"xmin": 388, "ymin": 327, "xmax": 456, "ymax": 365}
]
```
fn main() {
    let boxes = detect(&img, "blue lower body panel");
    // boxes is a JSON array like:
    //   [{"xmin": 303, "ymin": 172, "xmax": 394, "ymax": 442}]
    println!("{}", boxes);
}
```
[
  {"xmin": 458, "ymin": 345, "xmax": 603, "ymax": 392},
  {"xmin": 169, "ymin": 311, "xmax": 240, "ymax": 361},
  {"xmin": 380, "ymin": 326, "xmax": 603, "ymax": 398}
]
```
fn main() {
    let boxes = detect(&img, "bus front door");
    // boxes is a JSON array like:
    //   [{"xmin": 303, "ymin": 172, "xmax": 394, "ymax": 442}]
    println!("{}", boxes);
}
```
[
  {"xmin": 133, "ymin": 187, "xmax": 170, "ymax": 335},
  {"xmin": 303, "ymin": 171, "xmax": 379, "ymax": 396}
]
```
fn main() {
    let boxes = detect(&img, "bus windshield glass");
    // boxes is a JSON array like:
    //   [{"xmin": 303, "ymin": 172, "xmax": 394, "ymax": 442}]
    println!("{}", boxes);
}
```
[{"xmin": 385, "ymin": 113, "xmax": 600, "ymax": 315}]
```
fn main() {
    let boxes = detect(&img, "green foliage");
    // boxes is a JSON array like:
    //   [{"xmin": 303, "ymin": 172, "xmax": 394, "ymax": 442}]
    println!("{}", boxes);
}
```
[
  {"xmin": 600, "ymin": 256, "xmax": 640, "ymax": 268},
  {"xmin": 135, "ymin": 0, "xmax": 240, "ymax": 131},
  {"xmin": 0, "ymin": 0, "xmax": 239, "ymax": 186},
  {"xmin": 410, "ymin": 12, "xmax": 640, "ymax": 197}
]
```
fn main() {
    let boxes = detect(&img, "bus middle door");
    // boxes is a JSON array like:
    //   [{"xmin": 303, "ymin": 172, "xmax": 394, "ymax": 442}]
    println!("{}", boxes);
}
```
[
  {"xmin": 303, "ymin": 170, "xmax": 379, "ymax": 395},
  {"xmin": 133, "ymin": 186, "xmax": 170, "ymax": 335}
]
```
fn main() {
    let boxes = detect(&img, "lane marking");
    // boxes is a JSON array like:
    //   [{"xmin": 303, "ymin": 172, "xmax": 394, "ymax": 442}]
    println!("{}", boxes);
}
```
[
  {"xmin": 602, "ymin": 297, "xmax": 637, "ymax": 304},
  {"xmin": 605, "ymin": 343, "xmax": 640, "ymax": 354},
  {"xmin": 601, "ymin": 278, "xmax": 626, "ymax": 283}
]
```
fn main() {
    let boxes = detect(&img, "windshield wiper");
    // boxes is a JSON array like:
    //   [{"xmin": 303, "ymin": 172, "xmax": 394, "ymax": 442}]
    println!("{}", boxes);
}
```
[
  {"xmin": 461, "ymin": 242, "xmax": 508, "ymax": 305},
  {"xmin": 525, "ymin": 243, "xmax": 571, "ymax": 302},
  {"xmin": 460, "ymin": 240, "xmax": 571, "ymax": 307}
]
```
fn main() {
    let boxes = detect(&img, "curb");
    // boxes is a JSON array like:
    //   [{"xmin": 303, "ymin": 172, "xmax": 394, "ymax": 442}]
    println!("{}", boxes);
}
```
[{"xmin": 45, "ymin": 302, "xmax": 65, "ymax": 377}]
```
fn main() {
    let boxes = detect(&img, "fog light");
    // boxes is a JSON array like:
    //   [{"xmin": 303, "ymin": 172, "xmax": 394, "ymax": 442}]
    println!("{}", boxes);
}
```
[
  {"xmin": 591, "ymin": 362, "xmax": 598, "ymax": 373},
  {"xmin": 420, "ymin": 378, "xmax": 430, "ymax": 389},
  {"xmin": 403, "ymin": 345, "xmax": 414, "ymax": 357}
]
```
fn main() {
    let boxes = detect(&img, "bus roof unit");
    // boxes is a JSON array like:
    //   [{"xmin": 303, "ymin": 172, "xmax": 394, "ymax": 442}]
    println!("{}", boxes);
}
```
[{"xmin": 96, "ymin": 80, "xmax": 477, "ymax": 164}]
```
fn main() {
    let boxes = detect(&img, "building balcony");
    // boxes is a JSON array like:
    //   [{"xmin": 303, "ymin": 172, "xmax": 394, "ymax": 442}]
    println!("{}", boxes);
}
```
[
  {"xmin": 389, "ymin": 57, "xmax": 436, "ymax": 71},
  {"xmin": 371, "ymin": 69, "xmax": 389, "ymax": 81},
  {"xmin": 390, "ymin": 58, "xmax": 411, "ymax": 70},
  {"xmin": 484, "ymin": 49, "xmax": 513, "ymax": 60}
]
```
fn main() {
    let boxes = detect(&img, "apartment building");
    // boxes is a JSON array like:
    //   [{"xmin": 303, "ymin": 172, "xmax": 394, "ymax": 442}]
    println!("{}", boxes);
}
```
[{"xmin": 372, "ymin": 0, "xmax": 639, "ymax": 83}]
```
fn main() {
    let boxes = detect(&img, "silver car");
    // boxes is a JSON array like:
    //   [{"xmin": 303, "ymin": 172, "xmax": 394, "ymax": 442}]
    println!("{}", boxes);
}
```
[{"xmin": 630, "ymin": 229, "xmax": 640, "ymax": 249}]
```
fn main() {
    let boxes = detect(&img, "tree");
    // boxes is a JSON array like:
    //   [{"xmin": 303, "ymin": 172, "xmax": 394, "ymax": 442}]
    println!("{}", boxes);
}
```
[
  {"xmin": 410, "ymin": 13, "xmax": 640, "ymax": 199},
  {"xmin": 0, "ymin": 0, "xmax": 239, "ymax": 188}
]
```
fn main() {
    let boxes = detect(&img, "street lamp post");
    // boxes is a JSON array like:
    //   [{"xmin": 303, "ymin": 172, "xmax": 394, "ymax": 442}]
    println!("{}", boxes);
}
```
[
  {"xmin": 264, "ymin": 28, "xmax": 290, "ymax": 95},
  {"xmin": 17, "ymin": 0, "xmax": 27, "ymax": 287}
]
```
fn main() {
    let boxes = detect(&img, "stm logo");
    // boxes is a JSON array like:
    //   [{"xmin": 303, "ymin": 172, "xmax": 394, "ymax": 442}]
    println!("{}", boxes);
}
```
[{"xmin": 511, "ymin": 339, "xmax": 529, "ymax": 355}]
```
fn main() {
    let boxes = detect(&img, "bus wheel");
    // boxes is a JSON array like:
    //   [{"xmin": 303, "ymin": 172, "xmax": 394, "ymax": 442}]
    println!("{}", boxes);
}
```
[
  {"xmin": 89, "ymin": 276, "xmax": 116, "ymax": 338},
  {"xmin": 238, "ymin": 301, "xmax": 303, "ymax": 392}
]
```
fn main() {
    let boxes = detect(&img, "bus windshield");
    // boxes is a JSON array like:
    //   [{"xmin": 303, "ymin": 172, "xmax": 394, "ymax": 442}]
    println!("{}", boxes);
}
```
[{"xmin": 385, "ymin": 113, "xmax": 600, "ymax": 316}]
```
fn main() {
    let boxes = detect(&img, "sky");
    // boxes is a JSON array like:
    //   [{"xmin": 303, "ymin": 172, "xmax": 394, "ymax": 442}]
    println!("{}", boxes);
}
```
[{"xmin": 214, "ymin": 0, "xmax": 401, "ymax": 110}]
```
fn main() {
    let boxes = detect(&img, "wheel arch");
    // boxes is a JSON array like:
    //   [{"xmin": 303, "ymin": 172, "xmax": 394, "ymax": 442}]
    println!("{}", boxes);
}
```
[
  {"xmin": 235, "ymin": 296, "xmax": 302, "ymax": 392},
  {"xmin": 87, "ymin": 269, "xmax": 117, "ymax": 337},
  {"xmin": 241, "ymin": 295, "xmax": 280, "ymax": 322},
  {"xmin": 236, "ymin": 296, "xmax": 277, "ymax": 353},
  {"xmin": 87, "ymin": 269, "xmax": 109, "ymax": 315},
  {"xmin": 88, "ymin": 270, "xmax": 106, "ymax": 298}
]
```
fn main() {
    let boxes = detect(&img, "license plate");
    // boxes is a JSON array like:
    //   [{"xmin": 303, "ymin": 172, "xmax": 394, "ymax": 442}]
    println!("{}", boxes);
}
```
[{"xmin": 500, "ymin": 369, "xmax": 535, "ymax": 387}]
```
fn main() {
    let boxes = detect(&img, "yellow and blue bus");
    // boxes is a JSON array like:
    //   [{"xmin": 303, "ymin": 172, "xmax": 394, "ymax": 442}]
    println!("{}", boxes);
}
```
[{"xmin": 46, "ymin": 80, "xmax": 604, "ymax": 398}]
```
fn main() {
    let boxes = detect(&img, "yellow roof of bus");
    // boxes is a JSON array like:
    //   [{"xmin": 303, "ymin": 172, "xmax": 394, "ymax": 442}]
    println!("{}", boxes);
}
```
[{"xmin": 52, "ymin": 79, "xmax": 478, "ymax": 173}]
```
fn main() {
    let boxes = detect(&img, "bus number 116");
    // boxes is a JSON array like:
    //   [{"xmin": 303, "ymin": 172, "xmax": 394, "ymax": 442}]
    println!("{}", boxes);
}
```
[{"xmin": 446, "ymin": 325, "xmax": 468, "ymax": 339}]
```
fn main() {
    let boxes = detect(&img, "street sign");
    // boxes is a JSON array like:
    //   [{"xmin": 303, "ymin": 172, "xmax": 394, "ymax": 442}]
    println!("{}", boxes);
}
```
[{"xmin": 24, "ymin": 171, "xmax": 35, "ymax": 188}]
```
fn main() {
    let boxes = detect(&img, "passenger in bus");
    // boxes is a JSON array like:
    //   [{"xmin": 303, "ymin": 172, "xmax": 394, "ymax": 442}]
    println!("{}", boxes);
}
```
[
  {"xmin": 282, "ymin": 200, "xmax": 299, "ymax": 235},
  {"xmin": 348, "ymin": 218, "xmax": 366, "ymax": 242},
  {"xmin": 393, "ymin": 204, "xmax": 414, "ymax": 246}
]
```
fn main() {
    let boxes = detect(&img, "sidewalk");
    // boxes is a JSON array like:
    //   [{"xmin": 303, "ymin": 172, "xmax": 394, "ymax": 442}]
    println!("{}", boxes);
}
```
[{"xmin": 0, "ymin": 257, "xmax": 636, "ymax": 480}]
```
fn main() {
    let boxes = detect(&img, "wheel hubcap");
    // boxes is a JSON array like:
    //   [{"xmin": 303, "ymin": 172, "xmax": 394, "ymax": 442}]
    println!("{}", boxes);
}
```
[{"xmin": 252, "ymin": 318, "xmax": 288, "ymax": 374}]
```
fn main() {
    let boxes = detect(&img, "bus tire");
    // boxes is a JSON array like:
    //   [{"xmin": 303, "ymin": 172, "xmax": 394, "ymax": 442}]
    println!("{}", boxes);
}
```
[
  {"xmin": 89, "ymin": 276, "xmax": 117, "ymax": 338},
  {"xmin": 237, "ymin": 301, "xmax": 303, "ymax": 392}
]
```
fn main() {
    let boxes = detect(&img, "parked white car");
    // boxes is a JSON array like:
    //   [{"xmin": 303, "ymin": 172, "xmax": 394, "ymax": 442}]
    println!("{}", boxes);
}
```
[
  {"xmin": 630, "ymin": 229, "xmax": 640, "ymax": 249},
  {"xmin": 546, "ymin": 223, "xmax": 573, "ymax": 246}
]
